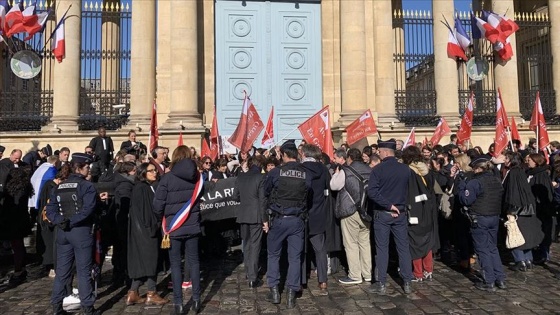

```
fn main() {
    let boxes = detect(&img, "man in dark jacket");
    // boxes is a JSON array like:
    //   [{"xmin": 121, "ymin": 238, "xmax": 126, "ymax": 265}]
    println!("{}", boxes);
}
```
[
  {"xmin": 0, "ymin": 149, "xmax": 23, "ymax": 197},
  {"xmin": 233, "ymin": 156, "xmax": 267, "ymax": 288},
  {"xmin": 89, "ymin": 127, "xmax": 114, "ymax": 169},
  {"xmin": 300, "ymin": 144, "xmax": 330, "ymax": 292},
  {"xmin": 23, "ymin": 144, "xmax": 52, "ymax": 173}
]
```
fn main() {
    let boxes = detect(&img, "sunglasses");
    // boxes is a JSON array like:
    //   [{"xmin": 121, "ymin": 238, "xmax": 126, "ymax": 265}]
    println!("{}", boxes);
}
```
[{"xmin": 204, "ymin": 162, "xmax": 212, "ymax": 165}]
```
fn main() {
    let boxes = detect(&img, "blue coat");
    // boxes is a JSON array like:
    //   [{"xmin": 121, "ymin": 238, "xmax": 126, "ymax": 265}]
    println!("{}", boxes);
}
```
[{"xmin": 153, "ymin": 159, "xmax": 202, "ymax": 237}]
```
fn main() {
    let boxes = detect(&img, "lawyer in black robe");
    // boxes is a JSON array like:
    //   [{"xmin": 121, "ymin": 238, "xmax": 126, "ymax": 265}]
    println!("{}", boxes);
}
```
[{"xmin": 126, "ymin": 163, "xmax": 168, "ymax": 305}]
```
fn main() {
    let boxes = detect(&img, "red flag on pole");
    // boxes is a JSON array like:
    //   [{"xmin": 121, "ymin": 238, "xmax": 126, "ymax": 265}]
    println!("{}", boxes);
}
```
[
  {"xmin": 529, "ymin": 91, "xmax": 550, "ymax": 152},
  {"xmin": 178, "ymin": 132, "xmax": 184, "ymax": 147},
  {"xmin": 422, "ymin": 136, "xmax": 429, "ymax": 148},
  {"xmin": 201, "ymin": 137, "xmax": 211, "ymax": 158},
  {"xmin": 510, "ymin": 117, "xmax": 521, "ymax": 144},
  {"xmin": 494, "ymin": 90, "xmax": 509, "ymax": 157},
  {"xmin": 345, "ymin": 109, "xmax": 378, "ymax": 146},
  {"xmin": 298, "ymin": 106, "xmax": 333, "ymax": 159},
  {"xmin": 261, "ymin": 106, "xmax": 274, "ymax": 148},
  {"xmin": 429, "ymin": 118, "xmax": 451, "ymax": 146},
  {"xmin": 457, "ymin": 92, "xmax": 474, "ymax": 143},
  {"xmin": 228, "ymin": 93, "xmax": 265, "ymax": 153},
  {"xmin": 403, "ymin": 128, "xmax": 416, "ymax": 149},
  {"xmin": 148, "ymin": 100, "xmax": 159, "ymax": 152},
  {"xmin": 210, "ymin": 105, "xmax": 220, "ymax": 160}
]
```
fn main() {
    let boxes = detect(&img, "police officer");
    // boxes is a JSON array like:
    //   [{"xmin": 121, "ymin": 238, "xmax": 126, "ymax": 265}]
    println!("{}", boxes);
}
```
[
  {"xmin": 367, "ymin": 139, "xmax": 413, "ymax": 295},
  {"xmin": 264, "ymin": 140, "xmax": 311, "ymax": 309},
  {"xmin": 457, "ymin": 156, "xmax": 506, "ymax": 292},
  {"xmin": 46, "ymin": 153, "xmax": 101, "ymax": 315}
]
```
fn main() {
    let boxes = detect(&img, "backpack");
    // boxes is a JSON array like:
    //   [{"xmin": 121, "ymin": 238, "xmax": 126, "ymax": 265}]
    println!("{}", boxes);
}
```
[{"xmin": 344, "ymin": 166, "xmax": 372, "ymax": 222}]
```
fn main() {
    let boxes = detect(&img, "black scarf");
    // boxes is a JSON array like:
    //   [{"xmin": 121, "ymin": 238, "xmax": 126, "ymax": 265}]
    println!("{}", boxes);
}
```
[{"xmin": 503, "ymin": 167, "xmax": 536, "ymax": 209}]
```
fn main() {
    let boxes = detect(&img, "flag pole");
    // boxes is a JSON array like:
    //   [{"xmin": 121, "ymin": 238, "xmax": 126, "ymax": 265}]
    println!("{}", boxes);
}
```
[
  {"xmin": 536, "ymin": 122, "xmax": 539, "ymax": 153},
  {"xmin": 41, "ymin": 4, "xmax": 72, "ymax": 53},
  {"xmin": 271, "ymin": 125, "xmax": 301, "ymax": 148}
]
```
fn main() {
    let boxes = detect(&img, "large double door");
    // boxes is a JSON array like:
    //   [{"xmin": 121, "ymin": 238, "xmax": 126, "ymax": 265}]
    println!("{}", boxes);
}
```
[{"xmin": 215, "ymin": 0, "xmax": 322, "ymax": 145}]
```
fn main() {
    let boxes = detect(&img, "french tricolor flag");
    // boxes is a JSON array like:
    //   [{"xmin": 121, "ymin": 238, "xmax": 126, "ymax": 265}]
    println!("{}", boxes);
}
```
[
  {"xmin": 4, "ymin": 1, "xmax": 23, "ymax": 37},
  {"xmin": 454, "ymin": 18, "xmax": 471, "ymax": 52},
  {"xmin": 22, "ymin": 1, "xmax": 49, "ymax": 40},
  {"xmin": 52, "ymin": 17, "xmax": 65, "ymax": 63},
  {"xmin": 474, "ymin": 16, "xmax": 500, "ymax": 44},
  {"xmin": 447, "ymin": 30, "xmax": 468, "ymax": 61}
]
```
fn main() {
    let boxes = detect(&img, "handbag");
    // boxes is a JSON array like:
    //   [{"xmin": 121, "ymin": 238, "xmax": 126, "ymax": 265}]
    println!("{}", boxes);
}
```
[{"xmin": 504, "ymin": 215, "xmax": 525, "ymax": 249}]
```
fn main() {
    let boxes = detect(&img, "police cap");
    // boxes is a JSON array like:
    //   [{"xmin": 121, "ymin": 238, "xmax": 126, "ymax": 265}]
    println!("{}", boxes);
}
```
[
  {"xmin": 0, "ymin": 145, "xmax": 4, "ymax": 153},
  {"xmin": 469, "ymin": 156, "xmax": 489, "ymax": 168},
  {"xmin": 71, "ymin": 152, "xmax": 93, "ymax": 164},
  {"xmin": 280, "ymin": 139, "xmax": 297, "ymax": 152},
  {"xmin": 377, "ymin": 139, "xmax": 397, "ymax": 150}
]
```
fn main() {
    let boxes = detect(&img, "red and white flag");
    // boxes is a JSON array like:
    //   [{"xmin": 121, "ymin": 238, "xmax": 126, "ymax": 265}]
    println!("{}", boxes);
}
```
[
  {"xmin": 148, "ymin": 101, "xmax": 159, "ymax": 152},
  {"xmin": 261, "ymin": 106, "xmax": 274, "ymax": 148},
  {"xmin": 529, "ymin": 91, "xmax": 550, "ymax": 152},
  {"xmin": 298, "ymin": 106, "xmax": 333, "ymax": 159},
  {"xmin": 494, "ymin": 89, "xmax": 509, "ymax": 157},
  {"xmin": 177, "ymin": 132, "xmax": 184, "ymax": 147},
  {"xmin": 457, "ymin": 91, "xmax": 474, "ymax": 143},
  {"xmin": 52, "ymin": 16, "xmax": 65, "ymax": 63},
  {"xmin": 474, "ymin": 16, "xmax": 501, "ymax": 44},
  {"xmin": 228, "ymin": 94, "xmax": 265, "ymax": 153},
  {"xmin": 22, "ymin": 2, "xmax": 48, "ymax": 40},
  {"xmin": 345, "ymin": 109, "xmax": 378, "ymax": 146},
  {"xmin": 494, "ymin": 37, "xmax": 513, "ymax": 61},
  {"xmin": 403, "ymin": 128, "xmax": 416, "ymax": 150},
  {"xmin": 510, "ymin": 116, "xmax": 521, "ymax": 145},
  {"xmin": 0, "ymin": 1, "xmax": 9, "ymax": 34},
  {"xmin": 209, "ymin": 105, "xmax": 220, "ymax": 160},
  {"xmin": 429, "ymin": 118, "xmax": 451, "ymax": 146},
  {"xmin": 4, "ymin": 1, "xmax": 23, "ymax": 37},
  {"xmin": 447, "ymin": 30, "xmax": 468, "ymax": 61}
]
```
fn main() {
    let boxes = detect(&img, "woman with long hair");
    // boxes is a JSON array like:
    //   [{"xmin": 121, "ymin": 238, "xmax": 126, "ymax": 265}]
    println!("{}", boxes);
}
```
[
  {"xmin": 0, "ymin": 166, "xmax": 34, "ymax": 283},
  {"xmin": 126, "ymin": 163, "xmax": 169, "ymax": 306},
  {"xmin": 503, "ymin": 151, "xmax": 544, "ymax": 271},
  {"xmin": 402, "ymin": 146, "xmax": 437, "ymax": 282},
  {"xmin": 526, "ymin": 153, "xmax": 555, "ymax": 264},
  {"xmin": 153, "ymin": 145, "xmax": 202, "ymax": 314}
]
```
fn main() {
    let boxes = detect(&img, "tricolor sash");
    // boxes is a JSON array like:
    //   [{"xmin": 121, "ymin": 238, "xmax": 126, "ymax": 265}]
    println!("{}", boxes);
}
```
[{"xmin": 161, "ymin": 175, "xmax": 204, "ymax": 248}]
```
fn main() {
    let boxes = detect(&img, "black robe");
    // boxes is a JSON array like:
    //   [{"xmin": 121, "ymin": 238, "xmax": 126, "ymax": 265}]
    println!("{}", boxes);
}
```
[
  {"xmin": 127, "ymin": 181, "xmax": 160, "ymax": 279},
  {"xmin": 407, "ymin": 166, "xmax": 437, "ymax": 259}
]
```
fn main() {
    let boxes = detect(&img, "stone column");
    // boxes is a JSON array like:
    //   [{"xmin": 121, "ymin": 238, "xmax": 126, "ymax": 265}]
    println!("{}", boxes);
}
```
[
  {"xmin": 549, "ymin": 1, "xmax": 560, "ymax": 114},
  {"xmin": 164, "ymin": 0, "xmax": 202, "ymax": 128},
  {"xmin": 338, "ymin": 0, "xmax": 367, "ymax": 125},
  {"xmin": 433, "ymin": 0, "xmax": 460, "ymax": 122},
  {"xmin": 46, "ymin": 0, "xmax": 81, "ymax": 131},
  {"xmin": 128, "ymin": 0, "xmax": 156, "ymax": 129},
  {"xmin": 373, "ymin": 0, "xmax": 396, "ymax": 124},
  {"xmin": 101, "ymin": 0, "xmax": 121, "ymax": 103},
  {"xmin": 492, "ymin": 0, "xmax": 520, "ymax": 116}
]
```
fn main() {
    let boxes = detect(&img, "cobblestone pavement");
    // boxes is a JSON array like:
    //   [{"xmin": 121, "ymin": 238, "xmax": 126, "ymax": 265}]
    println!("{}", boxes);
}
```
[{"xmin": 1, "ymin": 242, "xmax": 560, "ymax": 314}]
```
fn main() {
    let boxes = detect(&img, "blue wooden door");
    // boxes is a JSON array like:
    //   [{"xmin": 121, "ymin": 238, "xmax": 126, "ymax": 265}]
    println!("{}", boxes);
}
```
[{"xmin": 215, "ymin": 0, "xmax": 322, "ymax": 147}]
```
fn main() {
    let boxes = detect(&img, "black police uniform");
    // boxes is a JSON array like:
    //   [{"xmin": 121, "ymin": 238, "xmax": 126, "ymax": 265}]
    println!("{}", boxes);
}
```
[
  {"xmin": 264, "ymin": 161, "xmax": 311, "ymax": 297},
  {"xmin": 46, "ymin": 154, "xmax": 98, "ymax": 314},
  {"xmin": 367, "ymin": 142, "xmax": 413, "ymax": 288},
  {"xmin": 457, "ymin": 168, "xmax": 505, "ymax": 289}
]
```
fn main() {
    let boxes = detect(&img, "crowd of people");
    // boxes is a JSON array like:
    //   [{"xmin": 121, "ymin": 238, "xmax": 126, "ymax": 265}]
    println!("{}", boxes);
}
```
[{"xmin": 0, "ymin": 126, "xmax": 559, "ymax": 314}]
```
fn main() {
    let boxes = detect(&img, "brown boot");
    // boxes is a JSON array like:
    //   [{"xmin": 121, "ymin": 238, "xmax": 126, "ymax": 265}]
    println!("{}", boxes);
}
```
[
  {"xmin": 145, "ymin": 291, "xmax": 169, "ymax": 306},
  {"xmin": 125, "ymin": 290, "xmax": 146, "ymax": 306}
]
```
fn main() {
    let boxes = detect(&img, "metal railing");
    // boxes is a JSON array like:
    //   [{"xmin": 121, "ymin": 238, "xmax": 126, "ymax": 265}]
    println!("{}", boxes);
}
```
[{"xmin": 79, "ymin": 0, "xmax": 131, "ymax": 130}]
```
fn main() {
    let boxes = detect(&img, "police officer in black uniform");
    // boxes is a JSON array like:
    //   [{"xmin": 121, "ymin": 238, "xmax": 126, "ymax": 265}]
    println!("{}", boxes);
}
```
[
  {"xmin": 367, "ymin": 139, "xmax": 413, "ymax": 295},
  {"xmin": 264, "ymin": 140, "xmax": 311, "ymax": 309},
  {"xmin": 46, "ymin": 153, "xmax": 101, "ymax": 315},
  {"xmin": 457, "ymin": 156, "xmax": 506, "ymax": 292}
]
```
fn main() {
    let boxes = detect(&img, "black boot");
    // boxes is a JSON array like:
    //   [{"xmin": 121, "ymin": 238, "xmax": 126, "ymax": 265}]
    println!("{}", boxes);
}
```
[
  {"xmin": 52, "ymin": 304, "xmax": 67, "ymax": 315},
  {"xmin": 191, "ymin": 299, "xmax": 201, "ymax": 313},
  {"xmin": 266, "ymin": 286, "xmax": 280, "ymax": 304},
  {"xmin": 509, "ymin": 261, "xmax": 527, "ymax": 272},
  {"xmin": 286, "ymin": 288, "xmax": 297, "ymax": 309},
  {"xmin": 81, "ymin": 306, "xmax": 101, "ymax": 315},
  {"xmin": 173, "ymin": 304, "xmax": 184, "ymax": 315}
]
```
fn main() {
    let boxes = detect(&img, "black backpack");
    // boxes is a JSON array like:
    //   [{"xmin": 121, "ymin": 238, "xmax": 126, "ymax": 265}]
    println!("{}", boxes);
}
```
[{"xmin": 344, "ymin": 166, "xmax": 372, "ymax": 222}]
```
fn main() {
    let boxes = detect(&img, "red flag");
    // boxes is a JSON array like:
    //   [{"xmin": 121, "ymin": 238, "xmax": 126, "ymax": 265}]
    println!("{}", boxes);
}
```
[
  {"xmin": 261, "ymin": 106, "xmax": 274, "ymax": 147},
  {"xmin": 447, "ymin": 30, "xmax": 468, "ymax": 61},
  {"xmin": 494, "ymin": 90, "xmax": 509, "ymax": 157},
  {"xmin": 200, "ymin": 137, "xmax": 211, "ymax": 158},
  {"xmin": 345, "ymin": 109, "xmax": 378, "ymax": 146},
  {"xmin": 422, "ymin": 136, "xmax": 429, "ymax": 148},
  {"xmin": 429, "ymin": 118, "xmax": 451, "ymax": 146},
  {"xmin": 510, "ymin": 117, "xmax": 521, "ymax": 144},
  {"xmin": 529, "ymin": 91, "xmax": 550, "ymax": 152},
  {"xmin": 148, "ymin": 101, "xmax": 159, "ymax": 152},
  {"xmin": 210, "ymin": 105, "xmax": 220, "ymax": 160},
  {"xmin": 457, "ymin": 92, "xmax": 474, "ymax": 144},
  {"xmin": 298, "ymin": 106, "xmax": 333, "ymax": 159},
  {"xmin": 178, "ymin": 132, "xmax": 184, "ymax": 147},
  {"xmin": 403, "ymin": 128, "xmax": 416, "ymax": 149},
  {"xmin": 228, "ymin": 94, "xmax": 265, "ymax": 153}
]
